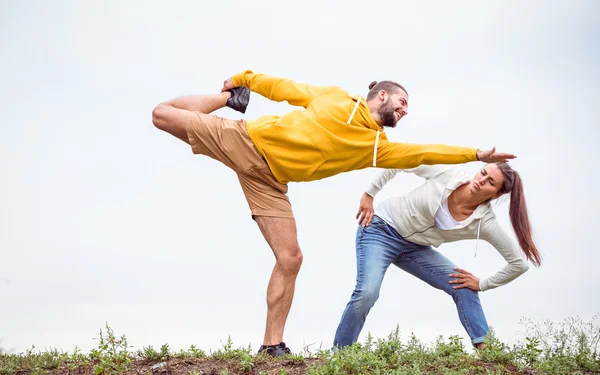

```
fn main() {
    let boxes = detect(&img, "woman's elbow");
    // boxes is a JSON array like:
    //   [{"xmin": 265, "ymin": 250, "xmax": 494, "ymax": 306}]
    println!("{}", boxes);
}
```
[{"xmin": 516, "ymin": 259, "xmax": 530, "ymax": 274}]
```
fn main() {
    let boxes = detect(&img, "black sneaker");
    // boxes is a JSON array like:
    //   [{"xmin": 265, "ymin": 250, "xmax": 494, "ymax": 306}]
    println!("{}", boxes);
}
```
[
  {"xmin": 258, "ymin": 342, "xmax": 292, "ymax": 357},
  {"xmin": 226, "ymin": 86, "xmax": 250, "ymax": 114}
]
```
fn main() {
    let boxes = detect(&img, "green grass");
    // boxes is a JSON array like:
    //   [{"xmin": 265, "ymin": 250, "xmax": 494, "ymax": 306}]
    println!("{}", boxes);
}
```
[{"xmin": 1, "ymin": 315, "xmax": 599, "ymax": 375}]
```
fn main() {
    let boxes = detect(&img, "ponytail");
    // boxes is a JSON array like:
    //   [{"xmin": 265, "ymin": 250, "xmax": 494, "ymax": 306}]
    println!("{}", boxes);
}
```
[{"xmin": 497, "ymin": 163, "xmax": 542, "ymax": 267}]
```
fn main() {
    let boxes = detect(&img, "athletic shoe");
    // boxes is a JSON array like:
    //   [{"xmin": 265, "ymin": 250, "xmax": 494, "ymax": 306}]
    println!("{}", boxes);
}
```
[
  {"xmin": 257, "ymin": 342, "xmax": 292, "ymax": 357},
  {"xmin": 226, "ymin": 86, "xmax": 250, "ymax": 114}
]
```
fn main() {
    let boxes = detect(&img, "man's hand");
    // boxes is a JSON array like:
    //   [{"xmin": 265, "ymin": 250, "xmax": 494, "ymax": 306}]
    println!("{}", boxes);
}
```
[
  {"xmin": 476, "ymin": 147, "xmax": 517, "ymax": 163},
  {"xmin": 221, "ymin": 77, "xmax": 235, "ymax": 93},
  {"xmin": 356, "ymin": 192, "xmax": 375, "ymax": 227},
  {"xmin": 449, "ymin": 268, "xmax": 481, "ymax": 291}
]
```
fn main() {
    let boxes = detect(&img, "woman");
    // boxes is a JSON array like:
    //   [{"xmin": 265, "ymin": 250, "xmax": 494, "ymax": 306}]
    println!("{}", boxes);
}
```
[{"xmin": 333, "ymin": 162, "xmax": 542, "ymax": 350}]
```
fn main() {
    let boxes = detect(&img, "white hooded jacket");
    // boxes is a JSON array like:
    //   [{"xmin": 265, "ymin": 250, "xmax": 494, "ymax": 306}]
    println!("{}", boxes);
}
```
[{"xmin": 365, "ymin": 164, "xmax": 529, "ymax": 291}]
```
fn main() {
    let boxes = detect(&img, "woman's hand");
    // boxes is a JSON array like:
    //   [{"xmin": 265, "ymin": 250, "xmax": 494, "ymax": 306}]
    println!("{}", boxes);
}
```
[
  {"xmin": 356, "ymin": 192, "xmax": 374, "ymax": 227},
  {"xmin": 449, "ymin": 268, "xmax": 481, "ymax": 291}
]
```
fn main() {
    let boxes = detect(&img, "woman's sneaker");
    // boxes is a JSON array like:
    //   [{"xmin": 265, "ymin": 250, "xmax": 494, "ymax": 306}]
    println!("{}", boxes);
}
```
[{"xmin": 257, "ymin": 342, "xmax": 292, "ymax": 357}]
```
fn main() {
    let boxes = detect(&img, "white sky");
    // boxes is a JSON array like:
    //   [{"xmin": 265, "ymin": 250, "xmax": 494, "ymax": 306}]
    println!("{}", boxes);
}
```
[{"xmin": 1, "ymin": 0, "xmax": 598, "ymax": 354}]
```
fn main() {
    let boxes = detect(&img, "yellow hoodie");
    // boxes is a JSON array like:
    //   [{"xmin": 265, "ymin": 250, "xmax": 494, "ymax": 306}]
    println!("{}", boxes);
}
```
[{"xmin": 232, "ymin": 70, "xmax": 478, "ymax": 184}]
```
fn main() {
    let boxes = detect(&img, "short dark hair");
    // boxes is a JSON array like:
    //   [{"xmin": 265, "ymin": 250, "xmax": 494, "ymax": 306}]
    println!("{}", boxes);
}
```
[{"xmin": 366, "ymin": 80, "xmax": 408, "ymax": 100}]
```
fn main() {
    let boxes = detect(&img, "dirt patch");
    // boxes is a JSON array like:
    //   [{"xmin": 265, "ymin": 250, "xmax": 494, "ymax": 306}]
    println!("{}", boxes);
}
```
[{"xmin": 14, "ymin": 357, "xmax": 323, "ymax": 375}]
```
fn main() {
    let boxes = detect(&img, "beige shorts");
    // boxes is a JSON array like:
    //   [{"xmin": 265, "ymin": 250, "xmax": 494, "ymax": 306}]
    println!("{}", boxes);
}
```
[{"xmin": 185, "ymin": 112, "xmax": 293, "ymax": 218}]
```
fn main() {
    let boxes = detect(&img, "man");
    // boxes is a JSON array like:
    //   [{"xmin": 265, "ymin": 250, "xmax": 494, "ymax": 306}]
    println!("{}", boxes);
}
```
[{"xmin": 151, "ymin": 69, "xmax": 515, "ymax": 356}]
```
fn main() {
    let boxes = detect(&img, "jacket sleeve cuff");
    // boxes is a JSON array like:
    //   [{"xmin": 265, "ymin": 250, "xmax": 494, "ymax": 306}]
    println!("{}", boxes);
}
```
[
  {"xmin": 365, "ymin": 184, "xmax": 379, "ymax": 198},
  {"xmin": 479, "ymin": 278, "xmax": 488, "ymax": 292},
  {"xmin": 232, "ymin": 70, "xmax": 253, "ymax": 87}
]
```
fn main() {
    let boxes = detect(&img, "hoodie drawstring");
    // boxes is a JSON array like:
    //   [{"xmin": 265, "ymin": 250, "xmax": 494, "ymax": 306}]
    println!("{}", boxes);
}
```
[
  {"xmin": 373, "ymin": 131, "xmax": 380, "ymax": 167},
  {"xmin": 347, "ymin": 97, "xmax": 361, "ymax": 125},
  {"xmin": 346, "ymin": 96, "xmax": 380, "ymax": 167}
]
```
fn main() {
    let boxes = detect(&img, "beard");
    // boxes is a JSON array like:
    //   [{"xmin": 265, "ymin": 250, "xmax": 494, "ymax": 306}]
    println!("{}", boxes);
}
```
[{"xmin": 377, "ymin": 100, "xmax": 398, "ymax": 128}]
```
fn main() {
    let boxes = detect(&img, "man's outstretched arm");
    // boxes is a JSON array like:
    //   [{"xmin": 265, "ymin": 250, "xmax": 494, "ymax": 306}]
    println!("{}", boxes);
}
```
[
  {"xmin": 375, "ymin": 139, "xmax": 516, "ymax": 169},
  {"xmin": 222, "ymin": 70, "xmax": 332, "ymax": 108}
]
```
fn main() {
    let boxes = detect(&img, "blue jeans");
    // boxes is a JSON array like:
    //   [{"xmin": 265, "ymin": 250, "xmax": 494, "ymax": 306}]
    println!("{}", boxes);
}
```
[{"xmin": 333, "ymin": 215, "xmax": 489, "ymax": 348}]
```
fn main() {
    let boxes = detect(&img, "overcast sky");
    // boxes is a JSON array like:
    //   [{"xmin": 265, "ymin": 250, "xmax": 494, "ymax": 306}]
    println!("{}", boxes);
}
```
[{"xmin": 1, "ymin": 0, "xmax": 598, "ymax": 354}]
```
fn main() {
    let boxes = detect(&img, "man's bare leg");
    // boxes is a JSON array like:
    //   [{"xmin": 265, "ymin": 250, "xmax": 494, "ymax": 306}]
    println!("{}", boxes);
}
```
[
  {"xmin": 254, "ymin": 216, "xmax": 304, "ymax": 346},
  {"xmin": 167, "ymin": 93, "xmax": 230, "ymax": 113},
  {"xmin": 152, "ymin": 92, "xmax": 231, "ymax": 143}
]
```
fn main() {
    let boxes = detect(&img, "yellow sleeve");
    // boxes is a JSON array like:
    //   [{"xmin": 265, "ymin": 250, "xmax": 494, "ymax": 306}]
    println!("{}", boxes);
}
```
[
  {"xmin": 232, "ymin": 70, "xmax": 331, "ymax": 108},
  {"xmin": 375, "ymin": 137, "xmax": 479, "ymax": 169}
]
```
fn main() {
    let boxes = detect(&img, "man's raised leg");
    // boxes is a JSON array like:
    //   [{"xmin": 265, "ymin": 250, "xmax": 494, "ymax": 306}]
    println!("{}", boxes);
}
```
[
  {"xmin": 152, "ymin": 85, "xmax": 249, "ymax": 143},
  {"xmin": 254, "ymin": 216, "xmax": 303, "ymax": 350},
  {"xmin": 152, "ymin": 92, "xmax": 231, "ymax": 143}
]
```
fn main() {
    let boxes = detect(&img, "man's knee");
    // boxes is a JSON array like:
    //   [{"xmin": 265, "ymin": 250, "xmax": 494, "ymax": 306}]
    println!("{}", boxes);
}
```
[
  {"xmin": 276, "ymin": 246, "xmax": 303, "ymax": 275},
  {"xmin": 152, "ymin": 104, "xmax": 169, "ymax": 131}
]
